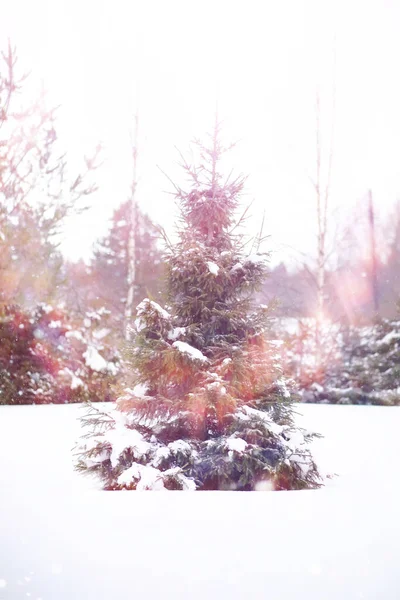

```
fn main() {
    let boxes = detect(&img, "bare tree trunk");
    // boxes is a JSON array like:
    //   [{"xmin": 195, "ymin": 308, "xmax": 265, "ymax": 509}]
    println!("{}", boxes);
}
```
[
  {"xmin": 124, "ymin": 111, "xmax": 139, "ymax": 340},
  {"xmin": 315, "ymin": 92, "xmax": 323, "ymax": 370},
  {"xmin": 314, "ymin": 92, "xmax": 327, "ymax": 373},
  {"xmin": 304, "ymin": 41, "xmax": 337, "ymax": 377},
  {"xmin": 368, "ymin": 189, "xmax": 379, "ymax": 316},
  {"xmin": 313, "ymin": 81, "xmax": 335, "ymax": 375}
]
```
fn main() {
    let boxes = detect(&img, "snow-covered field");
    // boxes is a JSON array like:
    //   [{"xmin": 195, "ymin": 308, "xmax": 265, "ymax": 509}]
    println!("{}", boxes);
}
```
[{"xmin": 0, "ymin": 403, "xmax": 399, "ymax": 600}]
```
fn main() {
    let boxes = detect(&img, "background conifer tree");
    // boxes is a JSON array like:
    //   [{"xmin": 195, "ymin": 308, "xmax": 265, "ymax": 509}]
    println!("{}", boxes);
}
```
[
  {"xmin": 301, "ymin": 316, "xmax": 400, "ymax": 405},
  {"xmin": 62, "ymin": 201, "xmax": 163, "ymax": 346},
  {"xmin": 90, "ymin": 200, "xmax": 163, "ymax": 335},
  {"xmin": 75, "ymin": 122, "xmax": 321, "ymax": 491}
]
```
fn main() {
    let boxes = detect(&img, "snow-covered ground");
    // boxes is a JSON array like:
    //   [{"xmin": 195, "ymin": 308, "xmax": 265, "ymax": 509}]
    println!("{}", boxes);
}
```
[{"xmin": 0, "ymin": 403, "xmax": 399, "ymax": 600}]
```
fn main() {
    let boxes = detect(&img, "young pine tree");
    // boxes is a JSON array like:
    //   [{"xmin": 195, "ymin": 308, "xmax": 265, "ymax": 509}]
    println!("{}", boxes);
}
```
[{"xmin": 75, "ymin": 123, "xmax": 321, "ymax": 491}]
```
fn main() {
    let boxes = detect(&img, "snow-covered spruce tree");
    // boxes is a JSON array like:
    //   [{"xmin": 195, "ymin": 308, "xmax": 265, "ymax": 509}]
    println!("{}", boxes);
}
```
[
  {"xmin": 302, "ymin": 317, "xmax": 400, "ymax": 405},
  {"xmin": 75, "ymin": 123, "xmax": 321, "ymax": 491}
]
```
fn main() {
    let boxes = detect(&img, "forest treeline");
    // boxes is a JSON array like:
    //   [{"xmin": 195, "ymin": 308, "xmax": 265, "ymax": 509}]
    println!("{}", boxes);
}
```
[{"xmin": 1, "ymin": 45, "xmax": 399, "ymax": 406}]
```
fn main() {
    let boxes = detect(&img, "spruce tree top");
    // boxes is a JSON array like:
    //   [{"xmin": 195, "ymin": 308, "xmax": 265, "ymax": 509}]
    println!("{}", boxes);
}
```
[{"xmin": 76, "ymin": 122, "xmax": 321, "ymax": 491}]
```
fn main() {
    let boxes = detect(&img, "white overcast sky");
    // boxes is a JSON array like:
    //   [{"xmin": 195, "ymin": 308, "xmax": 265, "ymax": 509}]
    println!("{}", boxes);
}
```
[{"xmin": 2, "ymin": 0, "xmax": 400, "ymax": 265}]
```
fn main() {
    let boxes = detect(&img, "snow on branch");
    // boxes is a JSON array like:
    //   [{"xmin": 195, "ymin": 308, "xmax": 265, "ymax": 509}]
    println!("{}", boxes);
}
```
[
  {"xmin": 135, "ymin": 298, "xmax": 171, "ymax": 332},
  {"xmin": 172, "ymin": 341, "xmax": 208, "ymax": 363},
  {"xmin": 206, "ymin": 261, "xmax": 219, "ymax": 276}
]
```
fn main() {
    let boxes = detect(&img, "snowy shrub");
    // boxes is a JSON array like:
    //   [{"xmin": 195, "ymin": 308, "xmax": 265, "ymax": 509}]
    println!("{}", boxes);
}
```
[
  {"xmin": 311, "ymin": 319, "xmax": 400, "ymax": 406},
  {"xmin": 0, "ymin": 303, "xmax": 120, "ymax": 404},
  {"xmin": 272, "ymin": 316, "xmax": 400, "ymax": 406},
  {"xmin": 75, "ymin": 125, "xmax": 321, "ymax": 491}
]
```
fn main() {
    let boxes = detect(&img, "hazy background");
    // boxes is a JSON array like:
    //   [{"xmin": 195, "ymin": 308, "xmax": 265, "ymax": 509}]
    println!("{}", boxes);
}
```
[{"xmin": 2, "ymin": 0, "xmax": 400, "ymax": 265}]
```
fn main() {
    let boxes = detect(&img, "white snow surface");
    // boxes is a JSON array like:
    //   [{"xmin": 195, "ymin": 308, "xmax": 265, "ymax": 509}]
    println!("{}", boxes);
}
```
[
  {"xmin": 244, "ymin": 253, "xmax": 268, "ymax": 266},
  {"xmin": 136, "ymin": 298, "xmax": 170, "ymax": 321},
  {"xmin": 48, "ymin": 320, "xmax": 62, "ymax": 329},
  {"xmin": 225, "ymin": 437, "xmax": 247, "ymax": 453},
  {"xmin": 206, "ymin": 381, "xmax": 226, "ymax": 394},
  {"xmin": 172, "ymin": 341, "xmax": 208, "ymax": 362},
  {"xmin": 117, "ymin": 463, "xmax": 165, "ymax": 490},
  {"xmin": 92, "ymin": 328, "xmax": 111, "ymax": 340},
  {"xmin": 167, "ymin": 327, "xmax": 186, "ymax": 341},
  {"xmin": 65, "ymin": 330, "xmax": 85, "ymax": 342},
  {"xmin": 131, "ymin": 382, "xmax": 149, "ymax": 398},
  {"xmin": 135, "ymin": 298, "xmax": 170, "ymax": 332},
  {"xmin": 82, "ymin": 346, "xmax": 108, "ymax": 372},
  {"xmin": 134, "ymin": 316, "xmax": 146, "ymax": 332},
  {"xmin": 0, "ymin": 403, "xmax": 400, "ymax": 599},
  {"xmin": 206, "ymin": 261, "xmax": 219, "ymax": 276},
  {"xmin": 104, "ymin": 426, "xmax": 151, "ymax": 467},
  {"xmin": 230, "ymin": 262, "xmax": 243, "ymax": 273},
  {"xmin": 377, "ymin": 330, "xmax": 400, "ymax": 346},
  {"xmin": 71, "ymin": 373, "xmax": 85, "ymax": 390},
  {"xmin": 168, "ymin": 439, "xmax": 192, "ymax": 453},
  {"xmin": 63, "ymin": 369, "xmax": 85, "ymax": 390},
  {"xmin": 276, "ymin": 377, "xmax": 291, "ymax": 398}
]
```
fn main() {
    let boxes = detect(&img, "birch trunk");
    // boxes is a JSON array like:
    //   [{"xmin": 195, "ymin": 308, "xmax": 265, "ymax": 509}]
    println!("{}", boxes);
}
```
[
  {"xmin": 124, "ymin": 112, "xmax": 139, "ymax": 340},
  {"xmin": 368, "ymin": 189, "xmax": 379, "ymax": 315}
]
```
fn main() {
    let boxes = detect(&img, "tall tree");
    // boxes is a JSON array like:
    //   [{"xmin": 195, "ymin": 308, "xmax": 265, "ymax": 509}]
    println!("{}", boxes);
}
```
[
  {"xmin": 88, "ymin": 200, "xmax": 163, "ymax": 338},
  {"xmin": 378, "ymin": 200, "xmax": 400, "ymax": 318},
  {"xmin": 0, "ymin": 43, "xmax": 99, "ymax": 307},
  {"xmin": 311, "ymin": 87, "xmax": 335, "ymax": 372},
  {"xmin": 75, "ymin": 122, "xmax": 321, "ymax": 491},
  {"xmin": 124, "ymin": 111, "xmax": 139, "ymax": 340},
  {"xmin": 368, "ymin": 190, "xmax": 379, "ymax": 315}
]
